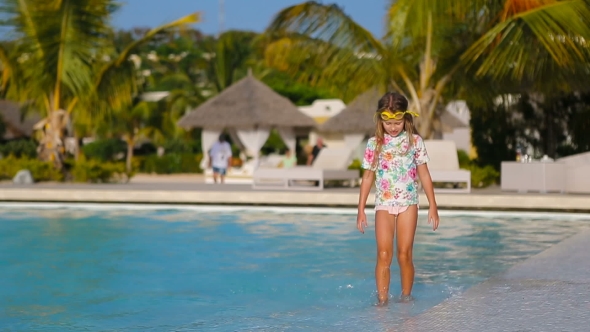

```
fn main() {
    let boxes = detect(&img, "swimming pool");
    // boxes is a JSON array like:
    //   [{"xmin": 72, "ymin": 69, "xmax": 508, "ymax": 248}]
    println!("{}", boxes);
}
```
[{"xmin": 1, "ymin": 204, "xmax": 589, "ymax": 331}]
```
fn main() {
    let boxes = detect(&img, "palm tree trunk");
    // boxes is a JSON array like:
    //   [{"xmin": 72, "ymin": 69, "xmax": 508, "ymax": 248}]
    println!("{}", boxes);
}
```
[
  {"xmin": 125, "ymin": 137, "xmax": 134, "ymax": 174},
  {"xmin": 37, "ymin": 109, "xmax": 67, "ymax": 170},
  {"xmin": 74, "ymin": 136, "xmax": 82, "ymax": 161},
  {"xmin": 411, "ymin": 89, "xmax": 439, "ymax": 139}
]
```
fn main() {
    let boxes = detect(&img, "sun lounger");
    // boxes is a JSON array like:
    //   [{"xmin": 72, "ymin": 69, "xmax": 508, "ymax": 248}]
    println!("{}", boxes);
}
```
[
  {"xmin": 423, "ymin": 140, "xmax": 471, "ymax": 193},
  {"xmin": 252, "ymin": 148, "xmax": 359, "ymax": 190},
  {"xmin": 557, "ymin": 151, "xmax": 590, "ymax": 194},
  {"xmin": 500, "ymin": 161, "xmax": 566, "ymax": 193}
]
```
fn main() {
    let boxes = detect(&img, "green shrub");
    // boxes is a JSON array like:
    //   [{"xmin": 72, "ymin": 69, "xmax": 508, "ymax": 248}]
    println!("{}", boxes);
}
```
[
  {"xmin": 467, "ymin": 164, "xmax": 500, "ymax": 188},
  {"xmin": 457, "ymin": 149, "xmax": 471, "ymax": 168},
  {"xmin": 162, "ymin": 139, "xmax": 201, "ymax": 154},
  {"xmin": 456, "ymin": 150, "xmax": 500, "ymax": 188},
  {"xmin": 0, "ymin": 155, "xmax": 63, "ymax": 182},
  {"xmin": 0, "ymin": 139, "xmax": 38, "ymax": 158},
  {"xmin": 82, "ymin": 138, "xmax": 126, "ymax": 162},
  {"xmin": 70, "ymin": 158, "xmax": 129, "ymax": 183},
  {"xmin": 260, "ymin": 129, "xmax": 287, "ymax": 155},
  {"xmin": 136, "ymin": 153, "xmax": 203, "ymax": 174},
  {"xmin": 348, "ymin": 158, "xmax": 364, "ymax": 177}
]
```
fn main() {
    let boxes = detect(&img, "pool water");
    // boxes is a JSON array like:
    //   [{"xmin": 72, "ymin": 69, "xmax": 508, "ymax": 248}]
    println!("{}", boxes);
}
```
[{"xmin": 0, "ymin": 206, "xmax": 589, "ymax": 331}]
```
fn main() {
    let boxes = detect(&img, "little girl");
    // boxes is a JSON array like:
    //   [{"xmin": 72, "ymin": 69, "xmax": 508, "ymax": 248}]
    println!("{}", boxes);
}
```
[{"xmin": 356, "ymin": 91, "xmax": 439, "ymax": 305}]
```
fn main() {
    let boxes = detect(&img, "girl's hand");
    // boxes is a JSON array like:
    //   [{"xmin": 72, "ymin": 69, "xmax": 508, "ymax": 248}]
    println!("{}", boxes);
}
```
[
  {"xmin": 357, "ymin": 210, "xmax": 368, "ymax": 234},
  {"xmin": 428, "ymin": 206, "xmax": 440, "ymax": 231}
]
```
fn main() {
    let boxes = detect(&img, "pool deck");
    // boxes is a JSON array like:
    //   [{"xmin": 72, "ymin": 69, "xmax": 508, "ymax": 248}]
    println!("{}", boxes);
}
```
[
  {"xmin": 0, "ymin": 174, "xmax": 589, "ymax": 212},
  {"xmin": 401, "ymin": 228, "xmax": 590, "ymax": 331}
]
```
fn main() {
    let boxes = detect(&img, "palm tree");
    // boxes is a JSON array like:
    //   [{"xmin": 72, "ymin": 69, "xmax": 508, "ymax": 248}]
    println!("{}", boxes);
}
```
[
  {"xmin": 101, "ymin": 94, "xmax": 167, "ymax": 173},
  {"xmin": 148, "ymin": 29, "xmax": 260, "ymax": 144},
  {"xmin": 263, "ymin": 0, "xmax": 590, "ymax": 138},
  {"xmin": 0, "ymin": 0, "xmax": 199, "ymax": 169}
]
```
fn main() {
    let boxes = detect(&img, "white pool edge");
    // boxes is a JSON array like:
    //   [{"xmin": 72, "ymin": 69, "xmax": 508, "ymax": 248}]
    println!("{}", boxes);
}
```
[{"xmin": 1, "ymin": 201, "xmax": 589, "ymax": 220}]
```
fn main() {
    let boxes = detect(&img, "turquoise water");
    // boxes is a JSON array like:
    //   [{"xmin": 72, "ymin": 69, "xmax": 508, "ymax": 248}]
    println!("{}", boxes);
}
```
[{"xmin": 0, "ymin": 206, "xmax": 589, "ymax": 331}]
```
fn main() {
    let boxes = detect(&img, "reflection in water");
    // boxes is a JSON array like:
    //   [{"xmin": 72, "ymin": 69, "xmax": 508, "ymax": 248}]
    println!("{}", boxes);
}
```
[{"xmin": 0, "ymin": 207, "xmax": 588, "ymax": 331}]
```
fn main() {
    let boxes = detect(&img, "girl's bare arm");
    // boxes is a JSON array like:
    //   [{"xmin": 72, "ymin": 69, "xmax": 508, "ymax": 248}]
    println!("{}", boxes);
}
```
[
  {"xmin": 417, "ymin": 164, "xmax": 437, "ymax": 207},
  {"xmin": 417, "ymin": 163, "xmax": 440, "ymax": 230},
  {"xmin": 356, "ymin": 170, "xmax": 375, "ymax": 233},
  {"xmin": 358, "ymin": 170, "xmax": 375, "ymax": 211}
]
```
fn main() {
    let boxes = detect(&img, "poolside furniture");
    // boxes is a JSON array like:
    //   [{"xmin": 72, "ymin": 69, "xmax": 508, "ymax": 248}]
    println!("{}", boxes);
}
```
[
  {"xmin": 423, "ymin": 140, "xmax": 472, "ymax": 193},
  {"xmin": 556, "ymin": 151, "xmax": 590, "ymax": 194},
  {"xmin": 258, "ymin": 154, "xmax": 284, "ymax": 168},
  {"xmin": 252, "ymin": 147, "xmax": 359, "ymax": 190},
  {"xmin": 501, "ymin": 161, "xmax": 566, "ymax": 193}
]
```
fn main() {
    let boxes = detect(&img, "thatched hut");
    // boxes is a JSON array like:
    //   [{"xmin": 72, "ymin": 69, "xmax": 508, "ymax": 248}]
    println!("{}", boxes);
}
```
[
  {"xmin": 0, "ymin": 100, "xmax": 41, "ymax": 140},
  {"xmin": 318, "ymin": 88, "xmax": 472, "ymax": 155},
  {"xmin": 310, "ymin": 88, "xmax": 382, "ymax": 159},
  {"xmin": 178, "ymin": 73, "xmax": 316, "ymax": 169},
  {"xmin": 319, "ymin": 88, "xmax": 381, "ymax": 136}
]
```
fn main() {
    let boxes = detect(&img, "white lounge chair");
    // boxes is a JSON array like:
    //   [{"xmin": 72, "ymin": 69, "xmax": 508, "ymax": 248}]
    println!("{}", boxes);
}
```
[
  {"xmin": 423, "ymin": 140, "xmax": 471, "ymax": 193},
  {"xmin": 252, "ymin": 147, "xmax": 359, "ymax": 190},
  {"xmin": 557, "ymin": 151, "xmax": 590, "ymax": 194}
]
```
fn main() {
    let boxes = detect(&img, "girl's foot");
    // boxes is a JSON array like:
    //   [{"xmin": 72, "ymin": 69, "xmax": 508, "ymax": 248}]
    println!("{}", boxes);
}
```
[
  {"xmin": 398, "ymin": 294, "xmax": 414, "ymax": 303},
  {"xmin": 377, "ymin": 294, "xmax": 389, "ymax": 306},
  {"xmin": 376, "ymin": 300, "xmax": 388, "ymax": 307}
]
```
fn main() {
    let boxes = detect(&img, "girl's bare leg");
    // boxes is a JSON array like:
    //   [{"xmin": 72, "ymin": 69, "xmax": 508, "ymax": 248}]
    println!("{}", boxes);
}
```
[
  {"xmin": 375, "ymin": 210, "xmax": 395, "ymax": 305},
  {"xmin": 395, "ymin": 205, "xmax": 418, "ymax": 298}
]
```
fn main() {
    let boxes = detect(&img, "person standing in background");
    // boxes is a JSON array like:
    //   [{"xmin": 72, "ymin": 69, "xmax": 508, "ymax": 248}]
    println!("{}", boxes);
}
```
[
  {"xmin": 208, "ymin": 134, "xmax": 232, "ymax": 184},
  {"xmin": 306, "ymin": 137, "xmax": 326, "ymax": 165}
]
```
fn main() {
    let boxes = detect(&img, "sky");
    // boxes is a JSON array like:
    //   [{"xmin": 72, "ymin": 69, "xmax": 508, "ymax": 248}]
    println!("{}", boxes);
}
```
[{"xmin": 112, "ymin": 0, "xmax": 386, "ymax": 38}]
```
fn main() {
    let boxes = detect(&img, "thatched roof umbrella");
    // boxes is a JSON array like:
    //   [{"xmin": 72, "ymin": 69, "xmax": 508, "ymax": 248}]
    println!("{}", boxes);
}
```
[
  {"xmin": 0, "ymin": 100, "xmax": 41, "ymax": 139},
  {"xmin": 177, "ymin": 74, "xmax": 316, "ymax": 170},
  {"xmin": 178, "ymin": 74, "xmax": 316, "ymax": 130},
  {"xmin": 320, "ymin": 88, "xmax": 468, "ymax": 136},
  {"xmin": 318, "ymin": 88, "xmax": 382, "ymax": 135}
]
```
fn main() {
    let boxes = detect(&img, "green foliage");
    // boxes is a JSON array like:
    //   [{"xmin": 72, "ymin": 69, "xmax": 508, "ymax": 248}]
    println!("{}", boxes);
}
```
[
  {"xmin": 262, "ymin": 71, "xmax": 335, "ymax": 106},
  {"xmin": 0, "ymin": 155, "xmax": 63, "ymax": 182},
  {"xmin": 554, "ymin": 92, "xmax": 590, "ymax": 157},
  {"xmin": 0, "ymin": 139, "xmax": 37, "ymax": 158},
  {"xmin": 469, "ymin": 101, "xmax": 517, "ymax": 170},
  {"xmin": 82, "ymin": 138, "xmax": 126, "ymax": 162},
  {"xmin": 457, "ymin": 150, "xmax": 499, "ymax": 188},
  {"xmin": 0, "ymin": 117, "xmax": 6, "ymax": 138},
  {"xmin": 136, "ymin": 153, "xmax": 203, "ymax": 174},
  {"xmin": 260, "ymin": 129, "xmax": 287, "ymax": 155},
  {"xmin": 467, "ymin": 164, "xmax": 500, "ymax": 189},
  {"xmin": 134, "ymin": 142, "xmax": 158, "ymax": 156},
  {"xmin": 469, "ymin": 92, "xmax": 590, "ymax": 169},
  {"xmin": 347, "ymin": 158, "xmax": 364, "ymax": 177},
  {"xmin": 207, "ymin": 30, "xmax": 258, "ymax": 93},
  {"xmin": 70, "ymin": 158, "xmax": 130, "ymax": 183},
  {"xmin": 457, "ymin": 149, "xmax": 471, "ymax": 169},
  {"xmin": 162, "ymin": 138, "xmax": 201, "ymax": 154}
]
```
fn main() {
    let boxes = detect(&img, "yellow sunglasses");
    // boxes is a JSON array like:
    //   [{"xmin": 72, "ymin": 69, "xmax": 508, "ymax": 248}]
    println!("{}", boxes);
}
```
[{"xmin": 379, "ymin": 110, "xmax": 420, "ymax": 121}]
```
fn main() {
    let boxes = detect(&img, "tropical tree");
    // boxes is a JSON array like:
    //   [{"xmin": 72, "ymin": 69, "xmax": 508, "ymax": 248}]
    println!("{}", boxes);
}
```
[
  {"xmin": 98, "ymin": 94, "xmax": 167, "ymax": 173},
  {"xmin": 263, "ymin": 0, "xmax": 590, "ymax": 138},
  {"xmin": 0, "ymin": 0, "xmax": 199, "ymax": 169},
  {"xmin": 205, "ymin": 30, "xmax": 259, "ymax": 93}
]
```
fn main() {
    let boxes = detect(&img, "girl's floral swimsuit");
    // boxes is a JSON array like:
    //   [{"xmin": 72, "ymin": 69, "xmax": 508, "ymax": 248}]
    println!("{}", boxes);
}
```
[{"xmin": 361, "ymin": 131, "xmax": 430, "ymax": 214}]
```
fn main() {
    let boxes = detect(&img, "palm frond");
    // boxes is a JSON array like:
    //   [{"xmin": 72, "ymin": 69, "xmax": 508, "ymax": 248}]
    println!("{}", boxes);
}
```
[
  {"xmin": 36, "ymin": 0, "xmax": 114, "ymax": 109},
  {"xmin": 266, "ymin": 1, "xmax": 384, "ymax": 56},
  {"xmin": 76, "ymin": 12, "xmax": 200, "ymax": 116},
  {"xmin": 264, "ymin": 2, "xmax": 386, "ymax": 101},
  {"xmin": 385, "ymin": 0, "xmax": 495, "ymax": 46},
  {"xmin": 461, "ymin": 0, "xmax": 590, "ymax": 80},
  {"xmin": 264, "ymin": 35, "xmax": 383, "ymax": 102}
]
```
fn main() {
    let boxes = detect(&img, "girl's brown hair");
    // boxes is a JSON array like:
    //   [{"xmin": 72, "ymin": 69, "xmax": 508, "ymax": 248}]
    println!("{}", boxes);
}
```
[{"xmin": 372, "ymin": 92, "xmax": 419, "ymax": 169}]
